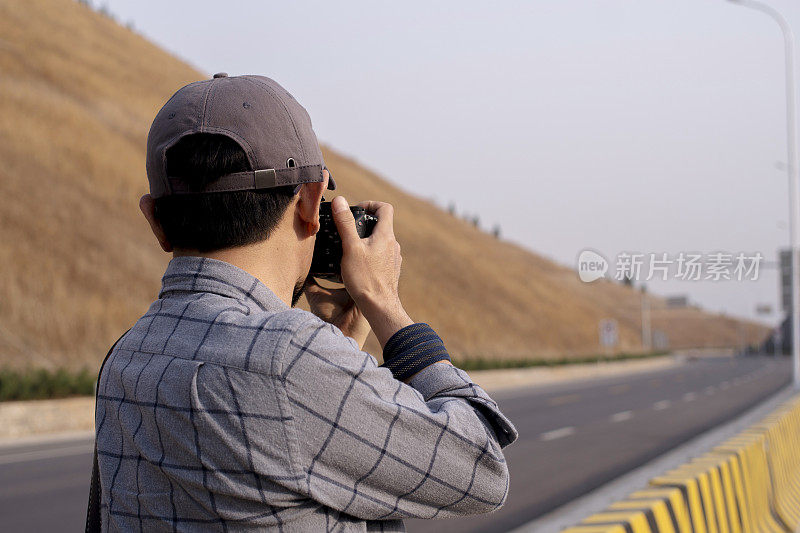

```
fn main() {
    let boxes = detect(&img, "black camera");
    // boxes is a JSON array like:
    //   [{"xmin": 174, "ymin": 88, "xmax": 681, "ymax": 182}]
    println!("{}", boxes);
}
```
[{"xmin": 310, "ymin": 201, "xmax": 378, "ymax": 281}]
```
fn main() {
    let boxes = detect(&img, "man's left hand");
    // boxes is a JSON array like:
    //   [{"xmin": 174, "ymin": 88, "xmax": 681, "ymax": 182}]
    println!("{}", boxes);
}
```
[{"xmin": 305, "ymin": 278, "xmax": 371, "ymax": 349}]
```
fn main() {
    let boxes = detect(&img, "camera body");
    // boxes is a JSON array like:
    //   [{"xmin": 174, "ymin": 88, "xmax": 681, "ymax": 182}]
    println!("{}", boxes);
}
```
[{"xmin": 311, "ymin": 202, "xmax": 378, "ymax": 281}]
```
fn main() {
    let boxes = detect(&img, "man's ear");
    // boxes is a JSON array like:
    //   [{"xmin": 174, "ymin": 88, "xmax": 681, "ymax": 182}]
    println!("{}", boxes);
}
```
[
  {"xmin": 139, "ymin": 194, "xmax": 173, "ymax": 252},
  {"xmin": 296, "ymin": 171, "xmax": 329, "ymax": 236}
]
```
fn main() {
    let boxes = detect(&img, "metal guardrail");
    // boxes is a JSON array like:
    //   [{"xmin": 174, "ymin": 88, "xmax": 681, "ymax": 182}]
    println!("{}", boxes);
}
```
[{"xmin": 561, "ymin": 393, "xmax": 800, "ymax": 533}]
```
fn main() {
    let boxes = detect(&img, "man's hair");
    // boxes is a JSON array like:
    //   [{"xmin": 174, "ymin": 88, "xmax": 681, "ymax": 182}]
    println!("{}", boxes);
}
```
[{"xmin": 154, "ymin": 134, "xmax": 297, "ymax": 252}]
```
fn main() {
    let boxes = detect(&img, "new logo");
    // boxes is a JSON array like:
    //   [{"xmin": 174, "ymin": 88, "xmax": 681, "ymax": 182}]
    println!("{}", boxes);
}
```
[{"xmin": 577, "ymin": 249, "xmax": 608, "ymax": 283}]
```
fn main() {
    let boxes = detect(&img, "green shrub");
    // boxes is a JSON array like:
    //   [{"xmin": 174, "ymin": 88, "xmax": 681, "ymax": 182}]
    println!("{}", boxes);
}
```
[
  {"xmin": 0, "ymin": 367, "xmax": 95, "ymax": 401},
  {"xmin": 0, "ymin": 351, "xmax": 669, "ymax": 401},
  {"xmin": 456, "ymin": 351, "xmax": 668, "ymax": 371}
]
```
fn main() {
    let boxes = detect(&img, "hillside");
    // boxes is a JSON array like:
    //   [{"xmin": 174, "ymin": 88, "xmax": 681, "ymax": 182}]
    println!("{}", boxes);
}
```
[{"xmin": 0, "ymin": 0, "xmax": 767, "ymax": 369}]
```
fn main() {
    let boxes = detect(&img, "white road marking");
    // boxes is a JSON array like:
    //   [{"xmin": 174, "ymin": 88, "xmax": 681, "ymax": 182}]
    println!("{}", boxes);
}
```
[
  {"xmin": 719, "ymin": 381, "xmax": 730, "ymax": 390},
  {"xmin": 653, "ymin": 400, "xmax": 672, "ymax": 410},
  {"xmin": 540, "ymin": 426, "xmax": 576, "ymax": 441},
  {"xmin": 0, "ymin": 443, "xmax": 92, "ymax": 465},
  {"xmin": 704, "ymin": 386, "xmax": 716, "ymax": 395},
  {"xmin": 547, "ymin": 394, "xmax": 581, "ymax": 406},
  {"xmin": 611, "ymin": 411, "xmax": 633, "ymax": 422},
  {"xmin": 683, "ymin": 392, "xmax": 698, "ymax": 402}
]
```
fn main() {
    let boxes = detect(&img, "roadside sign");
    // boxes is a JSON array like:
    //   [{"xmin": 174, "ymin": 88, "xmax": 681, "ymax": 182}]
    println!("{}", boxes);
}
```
[
  {"xmin": 653, "ymin": 330, "xmax": 669, "ymax": 350},
  {"xmin": 756, "ymin": 304, "xmax": 773, "ymax": 315},
  {"xmin": 599, "ymin": 319, "xmax": 619, "ymax": 349},
  {"xmin": 666, "ymin": 296, "xmax": 688, "ymax": 308}
]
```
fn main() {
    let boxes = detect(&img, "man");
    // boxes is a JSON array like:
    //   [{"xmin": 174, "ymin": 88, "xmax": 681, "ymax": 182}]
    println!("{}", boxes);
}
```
[{"xmin": 95, "ymin": 73, "xmax": 517, "ymax": 532}]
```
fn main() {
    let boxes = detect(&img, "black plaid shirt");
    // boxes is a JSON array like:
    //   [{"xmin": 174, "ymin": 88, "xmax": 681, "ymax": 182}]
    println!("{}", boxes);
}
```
[{"xmin": 96, "ymin": 256, "xmax": 517, "ymax": 532}]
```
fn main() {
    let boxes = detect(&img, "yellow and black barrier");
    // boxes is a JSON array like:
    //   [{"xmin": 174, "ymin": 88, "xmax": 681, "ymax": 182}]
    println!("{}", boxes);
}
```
[{"xmin": 561, "ymin": 394, "xmax": 800, "ymax": 533}]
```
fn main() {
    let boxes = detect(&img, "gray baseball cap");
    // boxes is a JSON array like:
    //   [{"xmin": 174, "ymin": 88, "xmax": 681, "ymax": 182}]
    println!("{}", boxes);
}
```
[{"xmin": 146, "ymin": 73, "xmax": 335, "ymax": 198}]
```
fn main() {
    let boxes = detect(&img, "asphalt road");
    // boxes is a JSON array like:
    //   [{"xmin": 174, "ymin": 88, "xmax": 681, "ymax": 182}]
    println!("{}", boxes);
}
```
[
  {"xmin": 407, "ymin": 354, "xmax": 790, "ymax": 533},
  {"xmin": 0, "ymin": 355, "xmax": 789, "ymax": 533}
]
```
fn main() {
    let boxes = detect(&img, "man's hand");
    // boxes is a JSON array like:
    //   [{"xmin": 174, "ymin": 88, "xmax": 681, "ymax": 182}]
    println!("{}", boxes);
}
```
[
  {"xmin": 331, "ymin": 196, "xmax": 414, "ymax": 348},
  {"xmin": 305, "ymin": 278, "xmax": 371, "ymax": 349}
]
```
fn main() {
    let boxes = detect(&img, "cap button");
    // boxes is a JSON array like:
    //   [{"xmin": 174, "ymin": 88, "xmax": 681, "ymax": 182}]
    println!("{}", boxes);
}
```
[{"xmin": 212, "ymin": 72, "xmax": 228, "ymax": 79}]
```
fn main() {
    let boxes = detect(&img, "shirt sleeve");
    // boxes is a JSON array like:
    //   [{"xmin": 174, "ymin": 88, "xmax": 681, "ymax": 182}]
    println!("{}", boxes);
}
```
[
  {"xmin": 380, "ymin": 322, "xmax": 452, "ymax": 381},
  {"xmin": 279, "ymin": 314, "xmax": 518, "ymax": 521}
]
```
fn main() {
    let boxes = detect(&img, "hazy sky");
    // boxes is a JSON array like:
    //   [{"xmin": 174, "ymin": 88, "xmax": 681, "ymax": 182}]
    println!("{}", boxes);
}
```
[{"xmin": 102, "ymin": 0, "xmax": 800, "ymax": 324}]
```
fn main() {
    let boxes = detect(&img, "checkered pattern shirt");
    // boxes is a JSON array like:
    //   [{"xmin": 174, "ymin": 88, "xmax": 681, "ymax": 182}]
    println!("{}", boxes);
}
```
[{"xmin": 96, "ymin": 256, "xmax": 517, "ymax": 532}]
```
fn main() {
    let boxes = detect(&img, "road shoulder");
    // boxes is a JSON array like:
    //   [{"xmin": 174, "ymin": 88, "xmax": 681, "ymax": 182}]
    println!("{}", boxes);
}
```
[{"xmin": 470, "ymin": 353, "xmax": 684, "ymax": 393}]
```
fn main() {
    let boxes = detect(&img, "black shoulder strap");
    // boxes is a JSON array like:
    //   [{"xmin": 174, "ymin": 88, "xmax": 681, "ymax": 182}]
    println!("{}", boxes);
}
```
[{"xmin": 85, "ymin": 330, "xmax": 129, "ymax": 533}]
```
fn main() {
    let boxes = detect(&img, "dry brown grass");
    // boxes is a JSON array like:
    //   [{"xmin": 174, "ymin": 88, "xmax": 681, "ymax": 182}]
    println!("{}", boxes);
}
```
[{"xmin": 0, "ymin": 0, "xmax": 768, "ymax": 370}]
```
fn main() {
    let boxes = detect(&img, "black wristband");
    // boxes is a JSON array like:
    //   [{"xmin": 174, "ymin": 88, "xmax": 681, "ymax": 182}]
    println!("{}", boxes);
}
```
[{"xmin": 381, "ymin": 323, "xmax": 451, "ymax": 381}]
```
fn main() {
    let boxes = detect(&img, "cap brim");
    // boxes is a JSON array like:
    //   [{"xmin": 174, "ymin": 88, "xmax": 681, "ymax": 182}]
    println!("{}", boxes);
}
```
[{"xmin": 324, "ymin": 166, "xmax": 336, "ymax": 190}]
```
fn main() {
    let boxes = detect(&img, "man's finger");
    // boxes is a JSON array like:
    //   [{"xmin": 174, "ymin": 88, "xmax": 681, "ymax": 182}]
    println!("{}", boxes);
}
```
[
  {"xmin": 357, "ymin": 200, "xmax": 390, "ymax": 215},
  {"xmin": 357, "ymin": 200, "xmax": 380, "ymax": 212},
  {"xmin": 356, "ymin": 201, "xmax": 394, "ymax": 235},
  {"xmin": 371, "ymin": 202, "xmax": 394, "ymax": 236},
  {"xmin": 331, "ymin": 196, "xmax": 360, "ymax": 247}
]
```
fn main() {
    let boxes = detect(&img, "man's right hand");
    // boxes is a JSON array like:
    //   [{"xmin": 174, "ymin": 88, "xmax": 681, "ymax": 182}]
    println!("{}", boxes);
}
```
[{"xmin": 331, "ymin": 195, "xmax": 413, "ymax": 348}]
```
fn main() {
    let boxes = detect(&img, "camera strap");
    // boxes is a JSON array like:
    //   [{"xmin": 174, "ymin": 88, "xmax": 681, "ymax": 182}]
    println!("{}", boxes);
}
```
[{"xmin": 85, "ymin": 329, "xmax": 129, "ymax": 533}]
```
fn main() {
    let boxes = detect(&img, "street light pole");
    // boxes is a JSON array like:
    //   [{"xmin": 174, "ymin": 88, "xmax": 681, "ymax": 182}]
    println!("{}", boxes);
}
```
[
  {"xmin": 641, "ymin": 290, "xmax": 652, "ymax": 352},
  {"xmin": 727, "ymin": 0, "xmax": 800, "ymax": 388}
]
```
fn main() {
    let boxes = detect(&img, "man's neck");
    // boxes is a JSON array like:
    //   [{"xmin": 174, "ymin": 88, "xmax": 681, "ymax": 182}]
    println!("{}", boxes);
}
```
[{"xmin": 173, "ymin": 235, "xmax": 300, "ymax": 307}]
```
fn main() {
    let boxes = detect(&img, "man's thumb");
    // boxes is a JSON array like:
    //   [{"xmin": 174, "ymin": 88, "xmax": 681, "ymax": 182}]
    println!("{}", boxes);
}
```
[{"xmin": 332, "ymin": 196, "xmax": 358, "ymax": 245}]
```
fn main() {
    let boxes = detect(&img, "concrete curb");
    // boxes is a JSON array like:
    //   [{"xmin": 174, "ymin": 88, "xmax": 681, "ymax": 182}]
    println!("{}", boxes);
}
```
[
  {"xmin": 0, "ymin": 397, "xmax": 94, "ymax": 440},
  {"xmin": 469, "ymin": 354, "xmax": 684, "ymax": 393},
  {"xmin": 0, "ymin": 429, "xmax": 95, "ymax": 449}
]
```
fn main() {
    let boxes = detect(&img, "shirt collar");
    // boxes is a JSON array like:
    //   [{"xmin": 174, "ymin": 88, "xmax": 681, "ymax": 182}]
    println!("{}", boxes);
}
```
[{"xmin": 159, "ymin": 256, "xmax": 289, "ymax": 312}]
